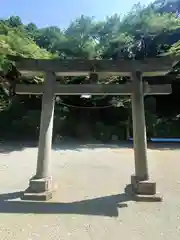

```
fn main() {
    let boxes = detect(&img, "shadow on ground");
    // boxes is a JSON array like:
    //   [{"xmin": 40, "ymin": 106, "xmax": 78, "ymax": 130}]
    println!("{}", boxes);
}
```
[
  {"xmin": 0, "ymin": 140, "xmax": 179, "ymax": 154},
  {"xmin": 0, "ymin": 184, "xmax": 163, "ymax": 216},
  {"xmin": 0, "ymin": 190, "xmax": 131, "ymax": 217}
]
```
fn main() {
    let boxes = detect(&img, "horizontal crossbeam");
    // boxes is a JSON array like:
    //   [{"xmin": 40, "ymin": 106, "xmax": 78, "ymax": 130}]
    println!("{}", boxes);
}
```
[
  {"xmin": 12, "ymin": 56, "xmax": 180, "ymax": 77},
  {"xmin": 15, "ymin": 83, "xmax": 172, "ymax": 95}
]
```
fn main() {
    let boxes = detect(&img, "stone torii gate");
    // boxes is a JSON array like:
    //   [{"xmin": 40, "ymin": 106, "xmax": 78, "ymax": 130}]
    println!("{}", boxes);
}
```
[{"xmin": 14, "ymin": 56, "xmax": 179, "ymax": 201}]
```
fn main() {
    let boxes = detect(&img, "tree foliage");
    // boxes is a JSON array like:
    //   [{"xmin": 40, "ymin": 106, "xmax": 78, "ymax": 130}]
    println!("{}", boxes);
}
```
[
  {"xmin": 0, "ymin": 0, "xmax": 180, "ymax": 140},
  {"xmin": 1, "ymin": 1, "xmax": 180, "ymax": 63}
]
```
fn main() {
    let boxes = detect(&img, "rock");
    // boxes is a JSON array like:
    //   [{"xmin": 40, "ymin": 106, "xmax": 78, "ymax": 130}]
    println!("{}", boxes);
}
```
[{"xmin": 112, "ymin": 135, "xmax": 118, "ymax": 141}]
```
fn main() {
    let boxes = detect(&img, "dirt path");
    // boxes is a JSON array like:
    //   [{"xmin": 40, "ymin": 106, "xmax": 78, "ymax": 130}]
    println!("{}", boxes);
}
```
[{"xmin": 0, "ymin": 143, "xmax": 180, "ymax": 239}]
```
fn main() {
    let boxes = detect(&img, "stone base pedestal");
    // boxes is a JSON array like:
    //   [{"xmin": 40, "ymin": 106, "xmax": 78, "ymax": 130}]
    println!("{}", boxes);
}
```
[
  {"xmin": 127, "ymin": 175, "xmax": 162, "ymax": 202},
  {"xmin": 22, "ymin": 176, "xmax": 56, "ymax": 201}
]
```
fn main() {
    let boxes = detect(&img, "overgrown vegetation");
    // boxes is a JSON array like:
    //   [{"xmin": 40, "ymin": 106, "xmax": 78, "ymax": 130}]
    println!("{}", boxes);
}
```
[{"xmin": 0, "ymin": 0, "xmax": 180, "ymax": 141}]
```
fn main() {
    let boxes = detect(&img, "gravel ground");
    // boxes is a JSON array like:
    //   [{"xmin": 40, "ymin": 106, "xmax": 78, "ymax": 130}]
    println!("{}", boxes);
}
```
[{"xmin": 0, "ymin": 142, "xmax": 180, "ymax": 240}]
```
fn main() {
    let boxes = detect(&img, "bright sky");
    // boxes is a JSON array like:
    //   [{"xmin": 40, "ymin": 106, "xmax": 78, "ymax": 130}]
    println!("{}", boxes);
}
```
[{"xmin": 1, "ymin": 0, "xmax": 153, "ymax": 28}]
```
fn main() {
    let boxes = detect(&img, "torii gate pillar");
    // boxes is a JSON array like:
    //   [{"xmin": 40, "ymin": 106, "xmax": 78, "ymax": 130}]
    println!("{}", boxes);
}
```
[
  {"xmin": 22, "ymin": 72, "xmax": 56, "ymax": 200},
  {"xmin": 130, "ymin": 71, "xmax": 161, "ymax": 201}
]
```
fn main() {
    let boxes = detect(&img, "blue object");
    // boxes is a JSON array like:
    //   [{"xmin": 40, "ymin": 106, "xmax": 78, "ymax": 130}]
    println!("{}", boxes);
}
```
[{"xmin": 129, "ymin": 137, "xmax": 180, "ymax": 142}]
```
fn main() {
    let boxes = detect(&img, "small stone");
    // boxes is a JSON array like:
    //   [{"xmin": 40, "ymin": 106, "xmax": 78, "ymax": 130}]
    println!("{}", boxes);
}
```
[{"xmin": 112, "ymin": 135, "xmax": 118, "ymax": 141}]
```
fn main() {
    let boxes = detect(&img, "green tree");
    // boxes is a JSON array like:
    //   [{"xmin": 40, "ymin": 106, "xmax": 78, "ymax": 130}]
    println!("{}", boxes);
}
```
[
  {"xmin": 64, "ymin": 15, "xmax": 97, "ymax": 58},
  {"xmin": 5, "ymin": 16, "xmax": 23, "ymax": 28},
  {"xmin": 35, "ymin": 26, "xmax": 66, "ymax": 54},
  {"xmin": 1, "ymin": 1, "xmax": 180, "ymax": 140}
]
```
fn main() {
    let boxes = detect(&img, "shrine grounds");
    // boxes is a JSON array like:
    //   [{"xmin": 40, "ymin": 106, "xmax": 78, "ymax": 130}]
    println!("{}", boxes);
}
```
[{"xmin": 0, "ymin": 142, "xmax": 180, "ymax": 240}]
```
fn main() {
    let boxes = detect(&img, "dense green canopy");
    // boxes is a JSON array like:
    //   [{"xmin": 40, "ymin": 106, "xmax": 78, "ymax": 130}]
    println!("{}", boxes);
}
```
[
  {"xmin": 0, "ymin": 0, "xmax": 180, "ymax": 141},
  {"xmin": 1, "ymin": 1, "xmax": 180, "ymax": 65}
]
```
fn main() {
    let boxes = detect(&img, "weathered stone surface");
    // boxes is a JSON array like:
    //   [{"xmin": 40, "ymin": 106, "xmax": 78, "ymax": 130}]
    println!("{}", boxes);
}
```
[
  {"xmin": 22, "ymin": 189, "xmax": 53, "ymax": 201},
  {"xmin": 125, "ymin": 183, "xmax": 162, "ymax": 202},
  {"xmin": 28, "ymin": 176, "xmax": 53, "ymax": 193},
  {"xmin": 133, "ymin": 194, "xmax": 163, "ymax": 202},
  {"xmin": 131, "ymin": 175, "xmax": 156, "ymax": 195},
  {"xmin": 129, "ymin": 175, "xmax": 162, "ymax": 202},
  {"xmin": 14, "ymin": 55, "xmax": 180, "ymax": 77},
  {"xmin": 21, "ymin": 176, "xmax": 56, "ymax": 201}
]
